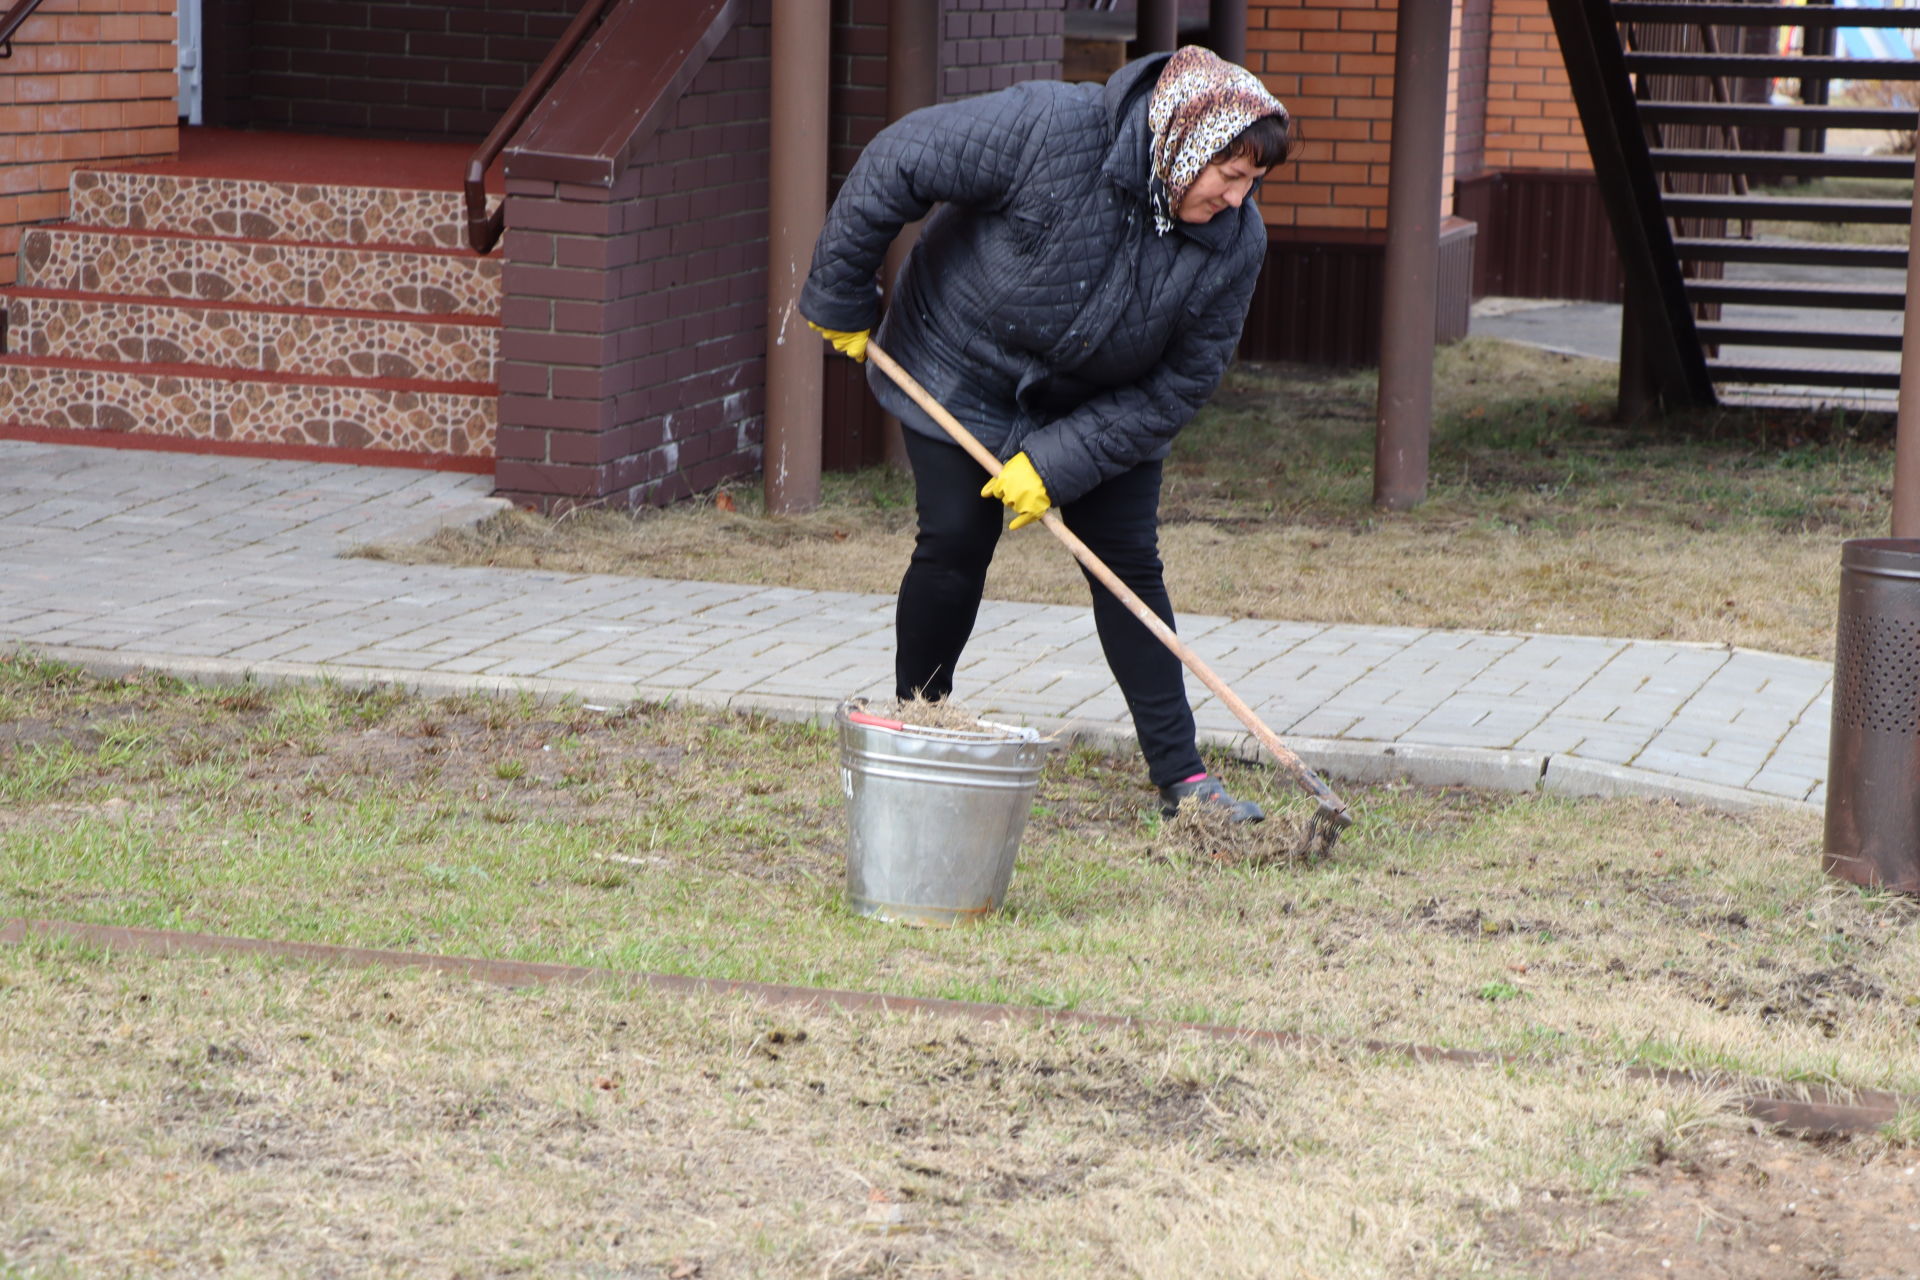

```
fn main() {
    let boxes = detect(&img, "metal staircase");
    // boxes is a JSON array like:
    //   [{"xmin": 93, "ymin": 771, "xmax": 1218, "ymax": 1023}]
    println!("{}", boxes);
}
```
[{"xmin": 1548, "ymin": 0, "xmax": 1920, "ymax": 413}]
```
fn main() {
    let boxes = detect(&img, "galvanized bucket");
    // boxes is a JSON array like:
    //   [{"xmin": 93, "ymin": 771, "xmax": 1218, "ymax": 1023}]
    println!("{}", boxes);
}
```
[{"xmin": 836, "ymin": 701, "xmax": 1048, "ymax": 926}]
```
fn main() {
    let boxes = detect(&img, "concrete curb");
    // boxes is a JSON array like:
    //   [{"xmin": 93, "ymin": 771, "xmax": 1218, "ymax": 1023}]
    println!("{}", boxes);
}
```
[
  {"xmin": 369, "ymin": 495, "xmax": 515, "ymax": 549},
  {"xmin": 1543, "ymin": 756, "xmax": 1821, "ymax": 816},
  {"xmin": 15, "ymin": 642, "xmax": 1821, "ymax": 818}
]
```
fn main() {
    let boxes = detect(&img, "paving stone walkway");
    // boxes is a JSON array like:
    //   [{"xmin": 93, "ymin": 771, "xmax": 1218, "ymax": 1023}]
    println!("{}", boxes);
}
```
[{"xmin": 0, "ymin": 440, "xmax": 1830, "ymax": 813}]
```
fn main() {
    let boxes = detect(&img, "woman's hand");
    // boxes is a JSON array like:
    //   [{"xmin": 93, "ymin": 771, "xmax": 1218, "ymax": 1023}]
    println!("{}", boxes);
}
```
[
  {"xmin": 981, "ymin": 453, "xmax": 1052, "ymax": 529},
  {"xmin": 806, "ymin": 321, "xmax": 869, "ymax": 363}
]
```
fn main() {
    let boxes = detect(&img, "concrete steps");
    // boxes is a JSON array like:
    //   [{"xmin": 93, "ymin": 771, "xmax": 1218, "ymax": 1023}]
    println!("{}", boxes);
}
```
[
  {"xmin": 5, "ymin": 288, "xmax": 497, "ymax": 384},
  {"xmin": 0, "ymin": 160, "xmax": 500, "ymax": 464},
  {"xmin": 67, "ymin": 168, "xmax": 480, "ymax": 249},
  {"xmin": 17, "ymin": 224, "xmax": 499, "ymax": 313}
]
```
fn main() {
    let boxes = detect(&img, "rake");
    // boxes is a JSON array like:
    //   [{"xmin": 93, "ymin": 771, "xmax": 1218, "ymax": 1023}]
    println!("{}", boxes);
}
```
[{"xmin": 867, "ymin": 340, "xmax": 1353, "ymax": 856}]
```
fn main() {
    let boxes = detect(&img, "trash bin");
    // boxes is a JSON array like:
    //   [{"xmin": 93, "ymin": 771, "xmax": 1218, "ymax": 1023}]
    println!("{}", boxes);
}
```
[{"xmin": 1824, "ymin": 538, "xmax": 1920, "ymax": 893}]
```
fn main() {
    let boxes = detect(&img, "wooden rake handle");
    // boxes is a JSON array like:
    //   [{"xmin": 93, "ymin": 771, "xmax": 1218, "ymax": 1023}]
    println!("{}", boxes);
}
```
[{"xmin": 866, "ymin": 341, "xmax": 1351, "ymax": 832}]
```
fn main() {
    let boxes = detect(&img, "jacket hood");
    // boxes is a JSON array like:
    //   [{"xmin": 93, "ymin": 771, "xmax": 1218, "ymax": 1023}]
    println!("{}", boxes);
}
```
[{"xmin": 1101, "ymin": 50, "xmax": 1175, "ymax": 127}]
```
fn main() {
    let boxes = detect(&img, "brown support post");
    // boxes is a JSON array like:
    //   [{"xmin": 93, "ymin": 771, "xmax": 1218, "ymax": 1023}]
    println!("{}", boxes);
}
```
[
  {"xmin": 1209, "ymin": 0, "xmax": 1246, "ymax": 65},
  {"xmin": 1894, "ymin": 146, "xmax": 1920, "ymax": 537},
  {"xmin": 1137, "ymin": 0, "xmax": 1179, "ymax": 53},
  {"xmin": 765, "ymin": 0, "xmax": 830, "ymax": 514},
  {"xmin": 878, "ymin": 0, "xmax": 942, "ymax": 471},
  {"xmin": 1372, "ymin": 0, "xmax": 1450, "ymax": 511},
  {"xmin": 1618, "ymin": 280, "xmax": 1654, "ymax": 423}
]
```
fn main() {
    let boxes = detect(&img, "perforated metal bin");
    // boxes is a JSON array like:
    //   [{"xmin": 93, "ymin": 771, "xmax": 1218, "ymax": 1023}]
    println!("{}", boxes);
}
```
[{"xmin": 1825, "ymin": 538, "xmax": 1920, "ymax": 893}]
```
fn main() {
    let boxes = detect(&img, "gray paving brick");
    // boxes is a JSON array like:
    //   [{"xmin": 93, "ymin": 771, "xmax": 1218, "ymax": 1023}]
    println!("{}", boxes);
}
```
[{"xmin": 0, "ymin": 442, "xmax": 1842, "ymax": 816}]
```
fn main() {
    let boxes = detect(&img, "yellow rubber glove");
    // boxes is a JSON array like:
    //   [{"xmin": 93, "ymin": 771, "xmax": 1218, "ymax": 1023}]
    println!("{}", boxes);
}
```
[
  {"xmin": 980, "ymin": 452, "xmax": 1052, "ymax": 530},
  {"xmin": 806, "ymin": 321, "xmax": 869, "ymax": 363}
]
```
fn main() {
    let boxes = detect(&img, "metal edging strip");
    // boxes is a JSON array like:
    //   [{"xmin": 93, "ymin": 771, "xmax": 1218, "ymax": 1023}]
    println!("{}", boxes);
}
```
[{"xmin": 1, "ymin": 917, "xmax": 1904, "ymax": 1137}]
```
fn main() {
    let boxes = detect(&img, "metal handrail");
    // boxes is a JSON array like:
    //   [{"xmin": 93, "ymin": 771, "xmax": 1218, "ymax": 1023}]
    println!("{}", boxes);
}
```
[
  {"xmin": 465, "ymin": 0, "xmax": 618, "ymax": 254},
  {"xmin": 0, "ymin": 0, "xmax": 50, "ymax": 59}
]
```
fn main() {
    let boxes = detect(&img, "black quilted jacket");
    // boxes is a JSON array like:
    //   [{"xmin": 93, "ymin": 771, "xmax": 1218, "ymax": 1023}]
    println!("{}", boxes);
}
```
[{"xmin": 798, "ymin": 53, "xmax": 1267, "ymax": 505}]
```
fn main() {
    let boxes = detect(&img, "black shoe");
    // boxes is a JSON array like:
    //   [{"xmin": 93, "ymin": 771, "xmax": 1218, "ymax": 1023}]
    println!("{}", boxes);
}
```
[{"xmin": 1158, "ymin": 776, "xmax": 1265, "ymax": 824}]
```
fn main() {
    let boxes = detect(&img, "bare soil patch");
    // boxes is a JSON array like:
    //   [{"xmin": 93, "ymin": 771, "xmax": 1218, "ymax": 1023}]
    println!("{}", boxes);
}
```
[{"xmin": 1489, "ymin": 1128, "xmax": 1920, "ymax": 1280}]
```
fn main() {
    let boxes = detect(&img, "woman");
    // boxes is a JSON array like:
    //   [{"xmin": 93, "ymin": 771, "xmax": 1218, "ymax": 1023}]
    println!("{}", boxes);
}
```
[{"xmin": 800, "ymin": 46, "xmax": 1292, "ymax": 823}]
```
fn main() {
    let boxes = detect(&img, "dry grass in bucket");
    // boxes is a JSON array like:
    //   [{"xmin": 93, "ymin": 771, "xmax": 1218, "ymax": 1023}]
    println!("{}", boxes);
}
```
[
  {"xmin": 850, "ymin": 694, "xmax": 1059, "ymax": 741},
  {"xmin": 858, "ymin": 696, "xmax": 1325, "ymax": 864}
]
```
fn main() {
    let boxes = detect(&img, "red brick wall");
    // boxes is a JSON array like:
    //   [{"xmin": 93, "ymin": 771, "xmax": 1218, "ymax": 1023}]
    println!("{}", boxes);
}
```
[
  {"xmin": 1244, "ymin": 0, "xmax": 1399, "ymax": 232},
  {"xmin": 240, "ymin": 0, "xmax": 578, "ymax": 141},
  {"xmin": 1482, "ymin": 0, "xmax": 1589, "ymax": 173},
  {"xmin": 495, "ymin": 11, "xmax": 771, "ymax": 509},
  {"xmin": 0, "ymin": 0, "xmax": 177, "ymax": 287}
]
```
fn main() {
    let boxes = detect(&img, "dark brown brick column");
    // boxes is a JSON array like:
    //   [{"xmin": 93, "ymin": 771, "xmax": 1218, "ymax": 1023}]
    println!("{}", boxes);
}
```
[{"xmin": 495, "ymin": 11, "xmax": 772, "ymax": 511}]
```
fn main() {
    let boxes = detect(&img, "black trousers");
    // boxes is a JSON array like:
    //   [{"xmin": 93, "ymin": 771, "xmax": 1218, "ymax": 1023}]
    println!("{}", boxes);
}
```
[{"xmin": 895, "ymin": 430, "xmax": 1205, "ymax": 787}]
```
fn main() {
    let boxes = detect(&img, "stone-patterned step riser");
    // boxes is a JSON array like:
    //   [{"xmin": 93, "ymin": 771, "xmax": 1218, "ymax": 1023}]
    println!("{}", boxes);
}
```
[
  {"xmin": 0, "ymin": 362, "xmax": 494, "ymax": 459},
  {"xmin": 19, "ymin": 227, "xmax": 501, "ymax": 315},
  {"xmin": 69, "ymin": 169, "xmax": 488, "ymax": 250},
  {"xmin": 7, "ymin": 294, "xmax": 498, "ymax": 385}
]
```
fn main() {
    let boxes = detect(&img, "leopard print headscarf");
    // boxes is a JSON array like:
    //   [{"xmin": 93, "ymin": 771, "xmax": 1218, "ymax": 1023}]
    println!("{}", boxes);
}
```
[{"xmin": 1146, "ymin": 45, "xmax": 1288, "ymax": 235}]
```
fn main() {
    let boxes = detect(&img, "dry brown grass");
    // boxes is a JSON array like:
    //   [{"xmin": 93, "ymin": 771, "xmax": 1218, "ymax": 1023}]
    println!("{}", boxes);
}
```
[
  {"xmin": 0, "ymin": 941, "xmax": 1776, "ymax": 1279},
  {"xmin": 360, "ymin": 340, "xmax": 1894, "ymax": 661},
  {"xmin": 5, "ymin": 660, "xmax": 1919, "ymax": 1276}
]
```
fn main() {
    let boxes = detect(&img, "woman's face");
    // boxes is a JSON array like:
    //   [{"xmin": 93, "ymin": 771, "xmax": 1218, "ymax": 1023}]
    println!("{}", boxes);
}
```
[{"xmin": 1175, "ymin": 153, "xmax": 1268, "ymax": 223}]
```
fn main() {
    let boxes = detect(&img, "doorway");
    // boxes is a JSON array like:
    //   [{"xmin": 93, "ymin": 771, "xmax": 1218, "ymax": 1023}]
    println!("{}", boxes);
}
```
[{"xmin": 175, "ymin": 0, "xmax": 203, "ymax": 124}]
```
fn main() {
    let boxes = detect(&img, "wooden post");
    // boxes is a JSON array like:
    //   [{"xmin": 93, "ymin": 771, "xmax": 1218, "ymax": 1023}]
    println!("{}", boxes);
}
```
[
  {"xmin": 1209, "ymin": 0, "xmax": 1246, "ymax": 65},
  {"xmin": 1894, "ymin": 145, "xmax": 1920, "ymax": 536},
  {"xmin": 1373, "ymin": 0, "xmax": 1451, "ymax": 510},
  {"xmin": 1137, "ymin": 0, "xmax": 1178, "ymax": 53},
  {"xmin": 764, "ymin": 0, "xmax": 830, "ymax": 514}
]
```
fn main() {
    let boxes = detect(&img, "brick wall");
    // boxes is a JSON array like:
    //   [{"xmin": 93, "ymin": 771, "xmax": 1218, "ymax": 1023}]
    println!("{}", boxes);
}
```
[
  {"xmin": 0, "ymin": 0, "xmax": 177, "ymax": 287},
  {"xmin": 1481, "ymin": 0, "xmax": 1589, "ymax": 172},
  {"xmin": 941, "ymin": 0, "xmax": 1064, "ymax": 100},
  {"xmin": 240, "ymin": 0, "xmax": 577, "ymax": 141},
  {"xmin": 1244, "ymin": 0, "xmax": 1399, "ymax": 232},
  {"xmin": 825, "ymin": 0, "xmax": 1063, "ymax": 470},
  {"xmin": 495, "ymin": 11, "xmax": 770, "ymax": 509},
  {"xmin": 830, "ymin": 0, "xmax": 1064, "ymax": 192},
  {"xmin": 830, "ymin": 0, "xmax": 887, "ymax": 195},
  {"xmin": 1453, "ymin": 0, "xmax": 1493, "ymax": 178}
]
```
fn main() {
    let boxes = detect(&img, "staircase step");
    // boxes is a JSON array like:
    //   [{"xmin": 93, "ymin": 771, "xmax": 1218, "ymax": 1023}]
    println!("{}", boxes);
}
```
[
  {"xmin": 1650, "ymin": 148, "xmax": 1916, "ymax": 181},
  {"xmin": 1696, "ymin": 322, "xmax": 1905, "ymax": 352},
  {"xmin": 1616, "ymin": 2, "xmax": 1920, "ymax": 27},
  {"xmin": 1661, "ymin": 194, "xmax": 1914, "ymax": 225},
  {"xmin": 68, "ymin": 169, "xmax": 493, "ymax": 251},
  {"xmin": 0, "ymin": 356, "xmax": 495, "ymax": 458},
  {"xmin": 1672, "ymin": 238, "xmax": 1908, "ymax": 269},
  {"xmin": 4, "ymin": 288, "xmax": 498, "ymax": 384},
  {"xmin": 1624, "ymin": 52, "xmax": 1920, "ymax": 81},
  {"xmin": 1640, "ymin": 102, "xmax": 1920, "ymax": 131},
  {"xmin": 1685, "ymin": 279, "xmax": 1907, "ymax": 309},
  {"xmin": 18, "ymin": 226, "xmax": 500, "ymax": 315},
  {"xmin": 1708, "ymin": 360, "xmax": 1902, "ymax": 390}
]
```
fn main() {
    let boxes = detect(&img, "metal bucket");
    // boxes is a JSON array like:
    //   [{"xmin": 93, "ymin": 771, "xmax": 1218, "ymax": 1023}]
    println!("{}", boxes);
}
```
[
  {"xmin": 1824, "ymin": 538, "xmax": 1920, "ymax": 893},
  {"xmin": 836, "ymin": 702, "xmax": 1049, "ymax": 926}
]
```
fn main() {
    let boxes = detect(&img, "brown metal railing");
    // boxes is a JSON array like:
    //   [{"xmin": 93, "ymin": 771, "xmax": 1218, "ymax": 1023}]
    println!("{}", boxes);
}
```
[
  {"xmin": 0, "ymin": 0, "xmax": 50, "ymax": 59},
  {"xmin": 465, "ymin": 0, "xmax": 619, "ymax": 254}
]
